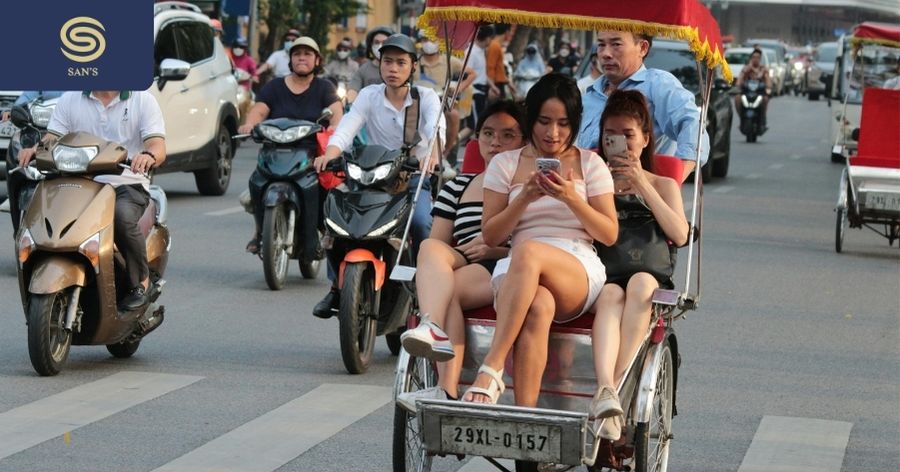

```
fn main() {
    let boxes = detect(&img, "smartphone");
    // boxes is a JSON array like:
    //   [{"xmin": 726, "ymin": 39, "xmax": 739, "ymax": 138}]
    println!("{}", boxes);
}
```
[
  {"xmin": 535, "ymin": 157, "xmax": 561, "ymax": 174},
  {"xmin": 602, "ymin": 134, "xmax": 627, "ymax": 160}
]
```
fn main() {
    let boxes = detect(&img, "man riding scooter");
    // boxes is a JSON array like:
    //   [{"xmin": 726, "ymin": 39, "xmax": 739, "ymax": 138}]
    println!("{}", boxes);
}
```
[
  {"xmin": 735, "ymin": 48, "xmax": 772, "ymax": 133},
  {"xmin": 312, "ymin": 33, "xmax": 445, "ymax": 319},
  {"xmin": 18, "ymin": 90, "xmax": 166, "ymax": 311},
  {"xmin": 239, "ymin": 36, "xmax": 344, "ymax": 255}
]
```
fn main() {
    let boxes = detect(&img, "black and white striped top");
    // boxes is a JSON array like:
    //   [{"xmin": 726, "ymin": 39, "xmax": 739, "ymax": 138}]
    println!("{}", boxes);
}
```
[{"xmin": 431, "ymin": 173, "xmax": 483, "ymax": 245}]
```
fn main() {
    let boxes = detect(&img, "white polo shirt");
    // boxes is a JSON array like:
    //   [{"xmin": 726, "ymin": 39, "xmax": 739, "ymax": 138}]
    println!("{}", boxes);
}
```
[
  {"xmin": 265, "ymin": 50, "xmax": 292, "ymax": 78},
  {"xmin": 47, "ymin": 91, "xmax": 166, "ymax": 189},
  {"xmin": 328, "ymin": 84, "xmax": 446, "ymax": 163}
]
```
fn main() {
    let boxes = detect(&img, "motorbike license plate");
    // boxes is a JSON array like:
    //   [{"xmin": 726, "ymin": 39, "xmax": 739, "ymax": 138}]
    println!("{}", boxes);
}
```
[
  {"xmin": 0, "ymin": 120, "xmax": 16, "ymax": 138},
  {"xmin": 867, "ymin": 192, "xmax": 900, "ymax": 212},
  {"xmin": 440, "ymin": 416, "xmax": 561, "ymax": 463}
]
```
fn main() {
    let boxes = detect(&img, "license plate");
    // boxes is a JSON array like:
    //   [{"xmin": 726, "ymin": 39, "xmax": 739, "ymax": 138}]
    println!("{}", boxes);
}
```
[
  {"xmin": 440, "ymin": 416, "xmax": 561, "ymax": 462},
  {"xmin": 867, "ymin": 192, "xmax": 900, "ymax": 212},
  {"xmin": 0, "ymin": 121, "xmax": 16, "ymax": 138}
]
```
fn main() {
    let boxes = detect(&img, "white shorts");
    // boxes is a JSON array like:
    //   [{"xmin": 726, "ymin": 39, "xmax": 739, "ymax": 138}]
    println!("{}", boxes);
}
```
[{"xmin": 491, "ymin": 237, "xmax": 607, "ymax": 322}]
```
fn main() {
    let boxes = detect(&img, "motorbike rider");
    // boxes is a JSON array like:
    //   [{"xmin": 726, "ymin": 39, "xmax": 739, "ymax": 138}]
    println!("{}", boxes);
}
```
[
  {"xmin": 231, "ymin": 37, "xmax": 259, "ymax": 90},
  {"xmin": 548, "ymin": 42, "xmax": 579, "ymax": 76},
  {"xmin": 577, "ymin": 31, "xmax": 709, "ymax": 182},
  {"xmin": 312, "ymin": 33, "xmax": 446, "ymax": 319},
  {"xmin": 238, "ymin": 36, "xmax": 344, "ymax": 254},
  {"xmin": 324, "ymin": 38, "xmax": 359, "ymax": 85},
  {"xmin": 17, "ymin": 91, "xmax": 166, "ymax": 311},
  {"xmin": 514, "ymin": 42, "xmax": 549, "ymax": 97},
  {"xmin": 414, "ymin": 37, "xmax": 476, "ymax": 164},
  {"xmin": 257, "ymin": 29, "xmax": 301, "ymax": 79},
  {"xmin": 735, "ymin": 48, "xmax": 772, "ymax": 131},
  {"xmin": 346, "ymin": 26, "xmax": 394, "ymax": 104}
]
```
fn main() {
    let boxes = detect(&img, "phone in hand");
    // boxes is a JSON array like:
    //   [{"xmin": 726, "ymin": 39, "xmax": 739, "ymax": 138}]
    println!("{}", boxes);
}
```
[
  {"xmin": 535, "ymin": 157, "xmax": 561, "ymax": 175},
  {"xmin": 602, "ymin": 134, "xmax": 627, "ymax": 160}
]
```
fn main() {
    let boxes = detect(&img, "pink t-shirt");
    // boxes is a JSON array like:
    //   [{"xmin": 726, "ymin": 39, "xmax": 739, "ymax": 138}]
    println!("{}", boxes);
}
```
[{"xmin": 483, "ymin": 147, "xmax": 614, "ymax": 246}]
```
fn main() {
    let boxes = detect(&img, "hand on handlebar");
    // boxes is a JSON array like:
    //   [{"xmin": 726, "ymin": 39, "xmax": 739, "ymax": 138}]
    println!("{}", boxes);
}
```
[
  {"xmin": 238, "ymin": 123, "xmax": 254, "ymax": 135},
  {"xmin": 17, "ymin": 145, "xmax": 38, "ymax": 168},
  {"xmin": 314, "ymin": 154, "xmax": 339, "ymax": 173},
  {"xmin": 130, "ymin": 152, "xmax": 156, "ymax": 175}
]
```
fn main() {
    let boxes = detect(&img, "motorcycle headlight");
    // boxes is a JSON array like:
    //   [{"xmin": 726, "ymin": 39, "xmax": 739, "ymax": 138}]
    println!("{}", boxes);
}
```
[
  {"xmin": 52, "ymin": 145, "xmax": 99, "ymax": 172},
  {"xmin": 31, "ymin": 104, "xmax": 55, "ymax": 128},
  {"xmin": 325, "ymin": 217, "xmax": 349, "ymax": 236},
  {"xmin": 259, "ymin": 124, "xmax": 313, "ymax": 144},
  {"xmin": 793, "ymin": 62, "xmax": 804, "ymax": 71},
  {"xmin": 371, "ymin": 163, "xmax": 393, "ymax": 182},
  {"xmin": 346, "ymin": 163, "xmax": 363, "ymax": 181},
  {"xmin": 367, "ymin": 218, "xmax": 398, "ymax": 237}
]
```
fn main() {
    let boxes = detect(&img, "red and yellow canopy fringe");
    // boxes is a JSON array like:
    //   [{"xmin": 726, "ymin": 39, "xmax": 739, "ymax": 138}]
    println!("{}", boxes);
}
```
[
  {"xmin": 850, "ymin": 22, "xmax": 900, "ymax": 49},
  {"xmin": 418, "ymin": 0, "xmax": 732, "ymax": 82}
]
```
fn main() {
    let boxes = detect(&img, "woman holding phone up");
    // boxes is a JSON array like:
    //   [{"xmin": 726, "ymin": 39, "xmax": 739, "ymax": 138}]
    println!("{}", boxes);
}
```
[
  {"xmin": 589, "ymin": 90, "xmax": 689, "ymax": 440},
  {"xmin": 463, "ymin": 73, "xmax": 618, "ymax": 404}
]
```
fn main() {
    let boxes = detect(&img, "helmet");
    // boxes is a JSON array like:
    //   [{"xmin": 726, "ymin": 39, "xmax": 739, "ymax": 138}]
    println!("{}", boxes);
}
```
[
  {"xmin": 380, "ymin": 34, "xmax": 418, "ymax": 62},
  {"xmin": 209, "ymin": 19, "xmax": 223, "ymax": 34},
  {"xmin": 289, "ymin": 36, "xmax": 321, "ymax": 57},
  {"xmin": 365, "ymin": 26, "xmax": 395, "ymax": 59},
  {"xmin": 233, "ymin": 37, "xmax": 249, "ymax": 49},
  {"xmin": 284, "ymin": 28, "xmax": 301, "ymax": 41}
]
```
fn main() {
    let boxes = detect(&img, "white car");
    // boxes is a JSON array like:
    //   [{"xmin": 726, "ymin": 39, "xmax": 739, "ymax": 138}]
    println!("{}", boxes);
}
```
[
  {"xmin": 725, "ymin": 47, "xmax": 771, "ymax": 87},
  {"xmin": 151, "ymin": 1, "xmax": 240, "ymax": 195}
]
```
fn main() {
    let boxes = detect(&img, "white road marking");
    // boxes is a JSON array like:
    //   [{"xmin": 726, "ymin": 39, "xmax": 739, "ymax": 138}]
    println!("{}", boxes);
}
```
[
  {"xmin": 713, "ymin": 185, "xmax": 735, "ymax": 194},
  {"xmin": 457, "ymin": 458, "xmax": 516, "ymax": 471},
  {"xmin": 151, "ymin": 383, "xmax": 392, "ymax": 472},
  {"xmin": 0, "ymin": 371, "xmax": 203, "ymax": 460},
  {"xmin": 746, "ymin": 173, "xmax": 762, "ymax": 180},
  {"xmin": 768, "ymin": 163, "xmax": 785, "ymax": 170},
  {"xmin": 737, "ymin": 416, "xmax": 852, "ymax": 472},
  {"xmin": 205, "ymin": 206, "xmax": 244, "ymax": 216}
]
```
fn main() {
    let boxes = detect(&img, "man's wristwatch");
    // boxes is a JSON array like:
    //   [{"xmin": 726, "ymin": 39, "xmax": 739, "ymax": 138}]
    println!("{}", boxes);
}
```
[{"xmin": 139, "ymin": 150, "xmax": 157, "ymax": 162}]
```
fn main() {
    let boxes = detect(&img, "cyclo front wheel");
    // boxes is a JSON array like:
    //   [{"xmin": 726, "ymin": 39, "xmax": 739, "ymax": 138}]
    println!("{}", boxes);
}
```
[
  {"xmin": 392, "ymin": 349, "xmax": 436, "ymax": 472},
  {"xmin": 634, "ymin": 339, "xmax": 675, "ymax": 472},
  {"xmin": 338, "ymin": 262, "xmax": 377, "ymax": 374}
]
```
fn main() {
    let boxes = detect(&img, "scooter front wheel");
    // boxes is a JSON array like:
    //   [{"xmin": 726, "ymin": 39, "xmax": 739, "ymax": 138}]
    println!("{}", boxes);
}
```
[
  {"xmin": 338, "ymin": 262, "xmax": 377, "ymax": 374},
  {"xmin": 262, "ymin": 204, "xmax": 291, "ymax": 290},
  {"xmin": 27, "ymin": 291, "xmax": 73, "ymax": 376}
]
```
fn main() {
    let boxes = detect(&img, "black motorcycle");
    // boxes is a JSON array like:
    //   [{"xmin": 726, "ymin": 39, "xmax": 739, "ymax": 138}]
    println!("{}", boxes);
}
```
[
  {"xmin": 244, "ymin": 111, "xmax": 331, "ymax": 290},
  {"xmin": 323, "ymin": 144, "xmax": 419, "ymax": 374},
  {"xmin": 739, "ymin": 79, "xmax": 766, "ymax": 143}
]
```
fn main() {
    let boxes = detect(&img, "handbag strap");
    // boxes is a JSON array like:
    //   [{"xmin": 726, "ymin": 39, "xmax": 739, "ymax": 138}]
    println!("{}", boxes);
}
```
[{"xmin": 403, "ymin": 85, "xmax": 420, "ymax": 151}]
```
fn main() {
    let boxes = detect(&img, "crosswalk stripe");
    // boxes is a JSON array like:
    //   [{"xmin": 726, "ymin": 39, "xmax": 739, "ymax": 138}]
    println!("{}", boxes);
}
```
[
  {"xmin": 0, "ymin": 371, "xmax": 203, "ymax": 460},
  {"xmin": 738, "ymin": 416, "xmax": 852, "ymax": 472},
  {"xmin": 150, "ymin": 383, "xmax": 392, "ymax": 472}
]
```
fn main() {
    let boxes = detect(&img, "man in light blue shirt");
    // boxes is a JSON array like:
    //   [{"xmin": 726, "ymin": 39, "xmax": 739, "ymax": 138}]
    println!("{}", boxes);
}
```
[{"xmin": 577, "ymin": 32, "xmax": 708, "ymax": 181}]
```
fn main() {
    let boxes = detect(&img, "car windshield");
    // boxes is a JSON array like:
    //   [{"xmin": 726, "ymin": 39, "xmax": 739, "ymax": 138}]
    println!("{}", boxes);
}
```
[
  {"xmin": 645, "ymin": 47, "xmax": 701, "ymax": 92},
  {"xmin": 816, "ymin": 44, "xmax": 838, "ymax": 63},
  {"xmin": 726, "ymin": 51, "xmax": 753, "ymax": 64}
]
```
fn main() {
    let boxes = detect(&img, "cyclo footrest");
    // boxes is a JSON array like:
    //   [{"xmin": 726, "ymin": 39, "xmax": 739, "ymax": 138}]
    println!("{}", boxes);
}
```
[{"xmin": 418, "ymin": 399, "xmax": 588, "ymax": 465}]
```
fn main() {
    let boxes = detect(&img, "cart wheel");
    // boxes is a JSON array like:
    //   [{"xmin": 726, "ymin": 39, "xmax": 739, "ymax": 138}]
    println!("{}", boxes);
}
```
[
  {"xmin": 835, "ymin": 207, "xmax": 847, "ymax": 253},
  {"xmin": 634, "ymin": 340, "xmax": 674, "ymax": 472},
  {"xmin": 392, "ymin": 350, "xmax": 436, "ymax": 472}
]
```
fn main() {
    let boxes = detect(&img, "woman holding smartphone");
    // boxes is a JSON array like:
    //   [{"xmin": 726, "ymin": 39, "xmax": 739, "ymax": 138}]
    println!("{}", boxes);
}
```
[
  {"xmin": 589, "ymin": 90, "xmax": 689, "ymax": 440},
  {"xmin": 463, "ymin": 73, "xmax": 618, "ymax": 404}
]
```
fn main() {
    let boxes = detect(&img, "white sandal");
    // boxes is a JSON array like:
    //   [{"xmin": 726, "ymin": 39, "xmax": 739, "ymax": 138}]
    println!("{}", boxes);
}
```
[{"xmin": 464, "ymin": 365, "xmax": 505, "ymax": 404}]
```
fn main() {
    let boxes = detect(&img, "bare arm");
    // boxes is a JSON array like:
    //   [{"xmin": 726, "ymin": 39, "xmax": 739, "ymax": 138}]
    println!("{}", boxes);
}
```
[
  {"xmin": 481, "ymin": 172, "xmax": 544, "ymax": 247},
  {"xmin": 327, "ymin": 101, "xmax": 344, "ymax": 130},
  {"xmin": 429, "ymin": 217, "xmax": 455, "ymax": 244},
  {"xmin": 238, "ymin": 102, "xmax": 271, "ymax": 134}
]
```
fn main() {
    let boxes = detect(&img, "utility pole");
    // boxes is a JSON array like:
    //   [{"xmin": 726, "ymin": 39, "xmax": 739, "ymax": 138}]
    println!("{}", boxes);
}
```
[{"xmin": 249, "ymin": 0, "xmax": 259, "ymax": 61}]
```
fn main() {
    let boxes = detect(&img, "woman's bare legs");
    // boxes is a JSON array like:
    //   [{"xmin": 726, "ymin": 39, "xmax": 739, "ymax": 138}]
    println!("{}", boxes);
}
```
[
  {"xmin": 436, "ymin": 264, "xmax": 494, "ymax": 398},
  {"xmin": 512, "ymin": 286, "xmax": 555, "ymax": 407},
  {"xmin": 416, "ymin": 238, "xmax": 468, "ymax": 330},
  {"xmin": 591, "ymin": 284, "xmax": 626, "ymax": 388},
  {"xmin": 613, "ymin": 273, "xmax": 657, "ymax": 384},
  {"xmin": 464, "ymin": 240, "xmax": 590, "ymax": 402}
]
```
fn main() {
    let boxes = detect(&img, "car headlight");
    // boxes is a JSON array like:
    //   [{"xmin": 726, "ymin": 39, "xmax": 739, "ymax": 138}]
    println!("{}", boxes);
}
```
[
  {"xmin": 31, "ymin": 104, "xmax": 55, "ymax": 128},
  {"xmin": 52, "ymin": 145, "xmax": 99, "ymax": 172},
  {"xmin": 367, "ymin": 219, "xmax": 398, "ymax": 237},
  {"xmin": 258, "ymin": 124, "xmax": 313, "ymax": 144},
  {"xmin": 346, "ymin": 163, "xmax": 363, "ymax": 181},
  {"xmin": 325, "ymin": 217, "xmax": 349, "ymax": 236}
]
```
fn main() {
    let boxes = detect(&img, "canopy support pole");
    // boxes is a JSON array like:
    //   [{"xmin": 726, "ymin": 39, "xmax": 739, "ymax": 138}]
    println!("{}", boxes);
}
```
[{"xmin": 683, "ymin": 65, "xmax": 713, "ymax": 307}]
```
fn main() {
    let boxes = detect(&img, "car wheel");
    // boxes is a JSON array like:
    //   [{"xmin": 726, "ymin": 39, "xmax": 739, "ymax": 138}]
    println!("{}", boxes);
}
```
[{"xmin": 194, "ymin": 123, "xmax": 234, "ymax": 196}]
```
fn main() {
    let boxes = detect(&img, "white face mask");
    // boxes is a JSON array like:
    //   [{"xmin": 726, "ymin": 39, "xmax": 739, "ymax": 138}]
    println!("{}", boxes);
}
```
[
  {"xmin": 372, "ymin": 44, "xmax": 382, "ymax": 58},
  {"xmin": 233, "ymin": 48, "xmax": 245, "ymax": 57},
  {"xmin": 559, "ymin": 49, "xmax": 570, "ymax": 58},
  {"xmin": 337, "ymin": 50, "xmax": 350, "ymax": 60},
  {"xmin": 284, "ymin": 41, "xmax": 293, "ymax": 51},
  {"xmin": 422, "ymin": 41, "xmax": 439, "ymax": 55}
]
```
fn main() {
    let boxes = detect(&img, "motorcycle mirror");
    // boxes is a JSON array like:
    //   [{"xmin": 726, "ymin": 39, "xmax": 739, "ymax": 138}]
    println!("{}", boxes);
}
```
[
  {"xmin": 318, "ymin": 108, "xmax": 333, "ymax": 123},
  {"xmin": 9, "ymin": 105, "xmax": 32, "ymax": 128}
]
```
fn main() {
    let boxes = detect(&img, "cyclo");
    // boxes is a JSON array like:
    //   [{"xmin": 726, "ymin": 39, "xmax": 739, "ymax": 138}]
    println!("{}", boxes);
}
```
[
  {"xmin": 833, "ymin": 23, "xmax": 900, "ymax": 252},
  {"xmin": 389, "ymin": 1, "xmax": 730, "ymax": 470}
]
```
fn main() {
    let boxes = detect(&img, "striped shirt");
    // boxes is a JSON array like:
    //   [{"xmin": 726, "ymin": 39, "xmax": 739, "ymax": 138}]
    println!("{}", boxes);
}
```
[{"xmin": 432, "ymin": 173, "xmax": 483, "ymax": 245}]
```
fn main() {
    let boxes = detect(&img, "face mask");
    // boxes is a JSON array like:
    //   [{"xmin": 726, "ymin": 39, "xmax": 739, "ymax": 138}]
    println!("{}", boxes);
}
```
[
  {"xmin": 372, "ymin": 44, "xmax": 382, "ymax": 58},
  {"xmin": 559, "ymin": 49, "xmax": 570, "ymax": 58},
  {"xmin": 526, "ymin": 48, "xmax": 536, "ymax": 56},
  {"xmin": 337, "ymin": 50, "xmax": 350, "ymax": 60},
  {"xmin": 422, "ymin": 41, "xmax": 439, "ymax": 55},
  {"xmin": 284, "ymin": 41, "xmax": 293, "ymax": 51},
  {"xmin": 233, "ymin": 48, "xmax": 245, "ymax": 57}
]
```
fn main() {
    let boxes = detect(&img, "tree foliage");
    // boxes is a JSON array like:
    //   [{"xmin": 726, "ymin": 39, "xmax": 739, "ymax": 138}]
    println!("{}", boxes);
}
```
[{"xmin": 297, "ymin": 0, "xmax": 367, "ymax": 51}]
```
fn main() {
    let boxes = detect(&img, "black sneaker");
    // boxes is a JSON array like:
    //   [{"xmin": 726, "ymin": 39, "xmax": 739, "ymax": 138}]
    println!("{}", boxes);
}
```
[
  {"xmin": 120, "ymin": 287, "xmax": 149, "ymax": 311},
  {"xmin": 313, "ymin": 289, "xmax": 340, "ymax": 319}
]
